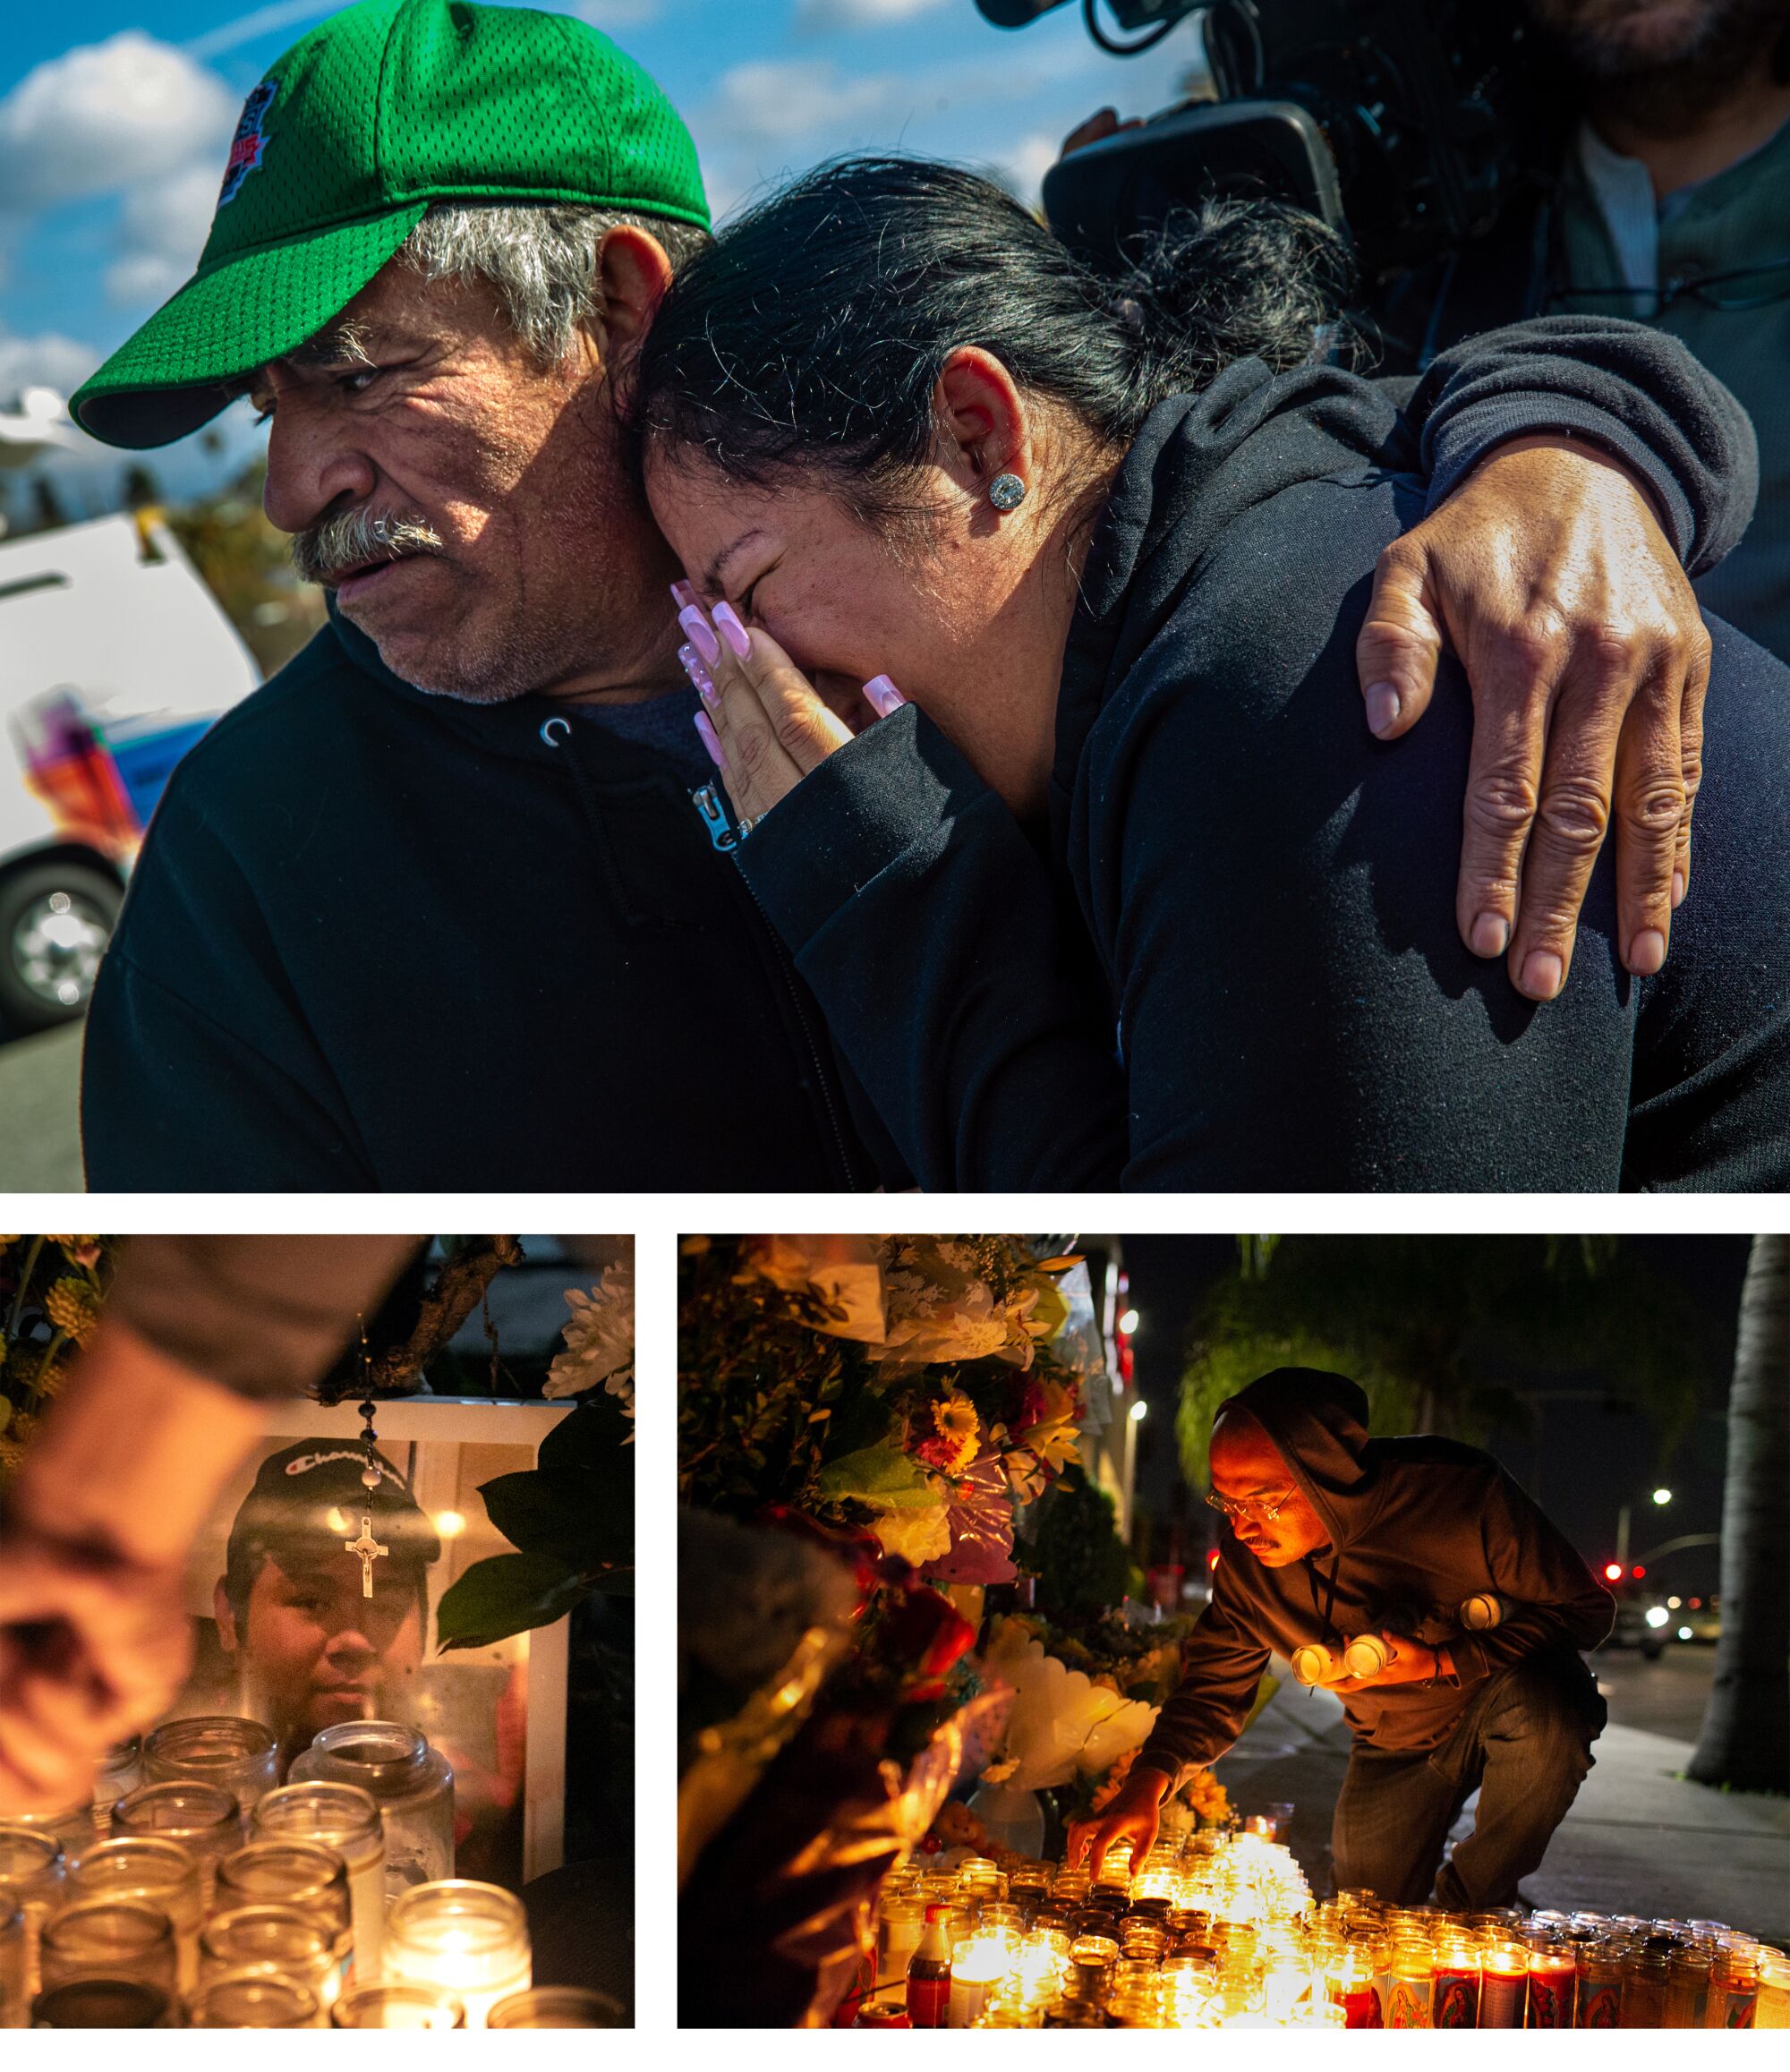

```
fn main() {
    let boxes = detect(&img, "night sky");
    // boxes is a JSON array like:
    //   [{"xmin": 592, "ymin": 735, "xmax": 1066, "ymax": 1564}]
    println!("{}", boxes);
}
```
[{"xmin": 1116, "ymin": 1232, "xmax": 1753, "ymax": 1601}]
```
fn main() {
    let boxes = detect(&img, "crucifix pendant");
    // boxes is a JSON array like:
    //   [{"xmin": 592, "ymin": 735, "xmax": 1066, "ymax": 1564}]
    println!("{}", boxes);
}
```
[{"xmin": 345, "ymin": 1513, "xmax": 389, "ymax": 1598}]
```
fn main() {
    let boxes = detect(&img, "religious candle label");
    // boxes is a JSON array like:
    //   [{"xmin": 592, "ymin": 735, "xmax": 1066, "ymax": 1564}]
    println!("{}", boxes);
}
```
[
  {"xmin": 1433, "ymin": 1973, "xmax": 1479, "ymax": 2027},
  {"xmin": 1529, "ymin": 1967, "xmax": 1576, "ymax": 2026}
]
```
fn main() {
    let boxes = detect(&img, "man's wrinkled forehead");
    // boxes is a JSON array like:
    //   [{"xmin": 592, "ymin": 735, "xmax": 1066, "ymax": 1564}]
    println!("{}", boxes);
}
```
[{"xmin": 1210, "ymin": 1405, "xmax": 1291, "ymax": 1484}]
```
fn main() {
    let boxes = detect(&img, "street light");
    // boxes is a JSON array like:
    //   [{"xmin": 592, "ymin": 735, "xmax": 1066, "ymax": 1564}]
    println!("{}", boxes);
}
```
[
  {"xmin": 1129, "ymin": 1399, "xmax": 1148, "ymax": 1422},
  {"xmin": 1652, "ymin": 1488, "xmax": 1673, "ymax": 1505},
  {"xmin": 1119, "ymin": 1307, "xmax": 1140, "ymax": 1336}
]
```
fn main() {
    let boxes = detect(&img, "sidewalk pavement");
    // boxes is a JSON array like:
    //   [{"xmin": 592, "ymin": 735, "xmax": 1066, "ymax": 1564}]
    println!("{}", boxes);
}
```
[
  {"xmin": 1212, "ymin": 1664, "xmax": 1790, "ymax": 1947},
  {"xmin": 0, "ymin": 1022, "xmax": 83, "ymax": 1189}
]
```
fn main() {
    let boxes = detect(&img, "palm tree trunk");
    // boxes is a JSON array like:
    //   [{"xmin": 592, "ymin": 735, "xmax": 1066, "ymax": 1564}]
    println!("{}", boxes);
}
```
[{"xmin": 1686, "ymin": 1233, "xmax": 1789, "ymax": 1792}]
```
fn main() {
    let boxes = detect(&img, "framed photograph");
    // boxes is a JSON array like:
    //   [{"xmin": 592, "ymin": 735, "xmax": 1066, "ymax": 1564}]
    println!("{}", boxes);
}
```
[{"xmin": 157, "ymin": 1396, "xmax": 571, "ymax": 1887}]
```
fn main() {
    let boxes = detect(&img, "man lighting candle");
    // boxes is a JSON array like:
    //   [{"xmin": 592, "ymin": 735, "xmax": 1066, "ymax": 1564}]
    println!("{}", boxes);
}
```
[{"xmin": 1069, "ymin": 1368, "xmax": 1614, "ymax": 1909}]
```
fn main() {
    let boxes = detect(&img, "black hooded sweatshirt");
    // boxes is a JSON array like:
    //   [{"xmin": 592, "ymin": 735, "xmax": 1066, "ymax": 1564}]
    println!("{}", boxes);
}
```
[
  {"xmin": 80, "ymin": 316, "xmax": 1762, "ymax": 1189},
  {"xmin": 734, "ymin": 323, "xmax": 1789, "ymax": 1189},
  {"xmin": 1130, "ymin": 1369, "xmax": 1615, "ymax": 1786}
]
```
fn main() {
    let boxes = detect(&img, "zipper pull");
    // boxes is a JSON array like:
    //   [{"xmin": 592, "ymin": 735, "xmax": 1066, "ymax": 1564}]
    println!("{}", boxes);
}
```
[{"xmin": 692, "ymin": 783, "xmax": 740, "ymax": 853}]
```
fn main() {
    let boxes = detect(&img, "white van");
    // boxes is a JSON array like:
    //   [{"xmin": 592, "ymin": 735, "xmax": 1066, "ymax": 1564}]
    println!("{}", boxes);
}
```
[{"xmin": 0, "ymin": 512, "xmax": 260, "ymax": 1031}]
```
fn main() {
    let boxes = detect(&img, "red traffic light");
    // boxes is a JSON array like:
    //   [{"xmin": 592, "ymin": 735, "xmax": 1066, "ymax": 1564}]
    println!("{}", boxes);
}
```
[
  {"xmin": 1603, "ymin": 1563, "xmax": 1624, "ymax": 1582},
  {"xmin": 1631, "ymin": 1565, "xmax": 1646, "ymax": 1580}
]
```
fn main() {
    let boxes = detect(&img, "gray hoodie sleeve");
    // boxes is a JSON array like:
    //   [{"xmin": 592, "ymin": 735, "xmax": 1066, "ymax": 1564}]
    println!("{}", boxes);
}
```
[
  {"xmin": 1447, "ymin": 1466, "xmax": 1617, "ymax": 1686},
  {"xmin": 106, "ymin": 1235, "xmax": 424, "ymax": 1399},
  {"xmin": 1131, "ymin": 1557, "xmax": 1274, "ymax": 1790}
]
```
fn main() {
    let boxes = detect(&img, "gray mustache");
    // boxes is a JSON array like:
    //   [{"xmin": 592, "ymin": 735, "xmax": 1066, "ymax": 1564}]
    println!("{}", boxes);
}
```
[{"xmin": 292, "ymin": 507, "xmax": 445, "ymax": 586}]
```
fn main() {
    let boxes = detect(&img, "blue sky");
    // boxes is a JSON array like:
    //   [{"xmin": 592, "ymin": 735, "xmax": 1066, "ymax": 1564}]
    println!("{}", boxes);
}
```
[{"xmin": 0, "ymin": 0, "xmax": 1205, "ymax": 514}]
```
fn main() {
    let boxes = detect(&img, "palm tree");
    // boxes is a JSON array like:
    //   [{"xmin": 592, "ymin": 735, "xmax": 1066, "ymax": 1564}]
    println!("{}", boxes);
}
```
[
  {"xmin": 1687, "ymin": 1233, "xmax": 1789, "ymax": 1793},
  {"xmin": 1174, "ymin": 1234, "xmax": 1709, "ymax": 1485}
]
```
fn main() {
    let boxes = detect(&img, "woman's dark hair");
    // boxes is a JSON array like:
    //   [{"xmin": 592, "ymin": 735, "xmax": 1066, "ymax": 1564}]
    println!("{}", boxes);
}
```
[{"xmin": 630, "ymin": 155, "xmax": 1355, "ymax": 513}]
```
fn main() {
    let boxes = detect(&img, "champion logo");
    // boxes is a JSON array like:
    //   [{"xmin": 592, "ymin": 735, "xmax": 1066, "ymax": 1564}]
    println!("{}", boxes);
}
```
[
  {"xmin": 283, "ymin": 1446, "xmax": 407, "ymax": 1490},
  {"xmin": 218, "ymin": 81, "xmax": 276, "ymax": 206}
]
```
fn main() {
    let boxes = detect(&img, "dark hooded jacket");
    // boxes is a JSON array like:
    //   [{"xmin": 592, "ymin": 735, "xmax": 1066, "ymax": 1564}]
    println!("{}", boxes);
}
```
[{"xmin": 1131, "ymin": 1369, "xmax": 1615, "ymax": 1785}]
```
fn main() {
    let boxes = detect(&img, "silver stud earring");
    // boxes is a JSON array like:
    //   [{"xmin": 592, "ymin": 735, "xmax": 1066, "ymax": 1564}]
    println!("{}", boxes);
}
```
[{"xmin": 989, "ymin": 472, "xmax": 1027, "ymax": 512}]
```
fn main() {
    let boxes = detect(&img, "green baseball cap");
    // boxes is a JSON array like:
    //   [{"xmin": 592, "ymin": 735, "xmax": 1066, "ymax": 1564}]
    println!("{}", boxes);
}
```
[{"xmin": 72, "ymin": 0, "xmax": 708, "ymax": 448}]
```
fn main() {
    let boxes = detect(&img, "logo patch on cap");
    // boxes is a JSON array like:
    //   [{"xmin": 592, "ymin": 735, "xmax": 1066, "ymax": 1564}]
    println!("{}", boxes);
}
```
[{"xmin": 218, "ymin": 81, "xmax": 276, "ymax": 206}]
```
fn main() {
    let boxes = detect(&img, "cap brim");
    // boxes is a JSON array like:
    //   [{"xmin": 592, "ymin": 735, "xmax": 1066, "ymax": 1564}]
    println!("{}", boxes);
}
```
[{"xmin": 72, "ymin": 204, "xmax": 430, "ymax": 449}]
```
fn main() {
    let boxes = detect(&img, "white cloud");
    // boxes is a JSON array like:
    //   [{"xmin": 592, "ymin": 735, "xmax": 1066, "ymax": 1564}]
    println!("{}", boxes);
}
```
[
  {"xmin": 0, "ymin": 328, "xmax": 99, "ymax": 405},
  {"xmin": 0, "ymin": 33, "xmax": 236, "ymax": 211},
  {"xmin": 995, "ymin": 129, "xmax": 1063, "ymax": 203},
  {"xmin": 706, "ymin": 58, "xmax": 899, "ymax": 145},
  {"xmin": 795, "ymin": 0, "xmax": 951, "ymax": 30},
  {"xmin": 565, "ymin": 0, "xmax": 663, "ymax": 24},
  {"xmin": 183, "ymin": 0, "xmax": 339, "ymax": 62},
  {"xmin": 107, "ymin": 161, "xmax": 225, "ymax": 309}
]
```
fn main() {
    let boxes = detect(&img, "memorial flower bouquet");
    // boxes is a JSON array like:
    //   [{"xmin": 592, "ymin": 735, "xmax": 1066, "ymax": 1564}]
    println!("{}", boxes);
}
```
[
  {"xmin": 0, "ymin": 1234, "xmax": 112, "ymax": 1478},
  {"xmin": 678, "ymin": 1234, "xmax": 1104, "ymax": 1590}
]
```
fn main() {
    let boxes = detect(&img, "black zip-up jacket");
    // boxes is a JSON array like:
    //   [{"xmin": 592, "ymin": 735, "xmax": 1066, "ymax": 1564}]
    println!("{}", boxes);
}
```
[
  {"xmin": 81, "ymin": 615, "xmax": 903, "ymax": 1190},
  {"xmin": 1132, "ymin": 1369, "xmax": 1615, "ymax": 1782},
  {"xmin": 81, "ymin": 318, "xmax": 1757, "ymax": 1189},
  {"xmin": 736, "ymin": 322, "xmax": 1788, "ymax": 1189}
]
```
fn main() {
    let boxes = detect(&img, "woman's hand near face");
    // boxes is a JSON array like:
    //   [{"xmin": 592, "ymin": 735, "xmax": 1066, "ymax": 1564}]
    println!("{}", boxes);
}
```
[
  {"xmin": 1356, "ymin": 436, "xmax": 1707, "ymax": 1002},
  {"xmin": 673, "ymin": 584, "xmax": 902, "ymax": 832}
]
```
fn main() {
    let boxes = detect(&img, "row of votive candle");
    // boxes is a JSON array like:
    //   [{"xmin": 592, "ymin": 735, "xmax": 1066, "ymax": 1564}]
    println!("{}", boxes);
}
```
[
  {"xmin": 861, "ymin": 1831, "xmax": 1787, "ymax": 2030},
  {"xmin": 0, "ymin": 1713, "xmax": 591, "ymax": 2029}
]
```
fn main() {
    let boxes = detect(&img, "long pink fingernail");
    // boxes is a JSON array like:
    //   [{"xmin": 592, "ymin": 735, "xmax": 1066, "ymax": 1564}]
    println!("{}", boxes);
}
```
[
  {"xmin": 669, "ymin": 580, "xmax": 700, "ymax": 612},
  {"xmin": 863, "ymin": 673, "xmax": 907, "ymax": 718},
  {"xmin": 712, "ymin": 601, "xmax": 752, "ymax": 659},
  {"xmin": 693, "ymin": 711, "xmax": 724, "ymax": 767},
  {"xmin": 678, "ymin": 606, "xmax": 720, "ymax": 668},
  {"xmin": 678, "ymin": 643, "xmax": 715, "ymax": 703}
]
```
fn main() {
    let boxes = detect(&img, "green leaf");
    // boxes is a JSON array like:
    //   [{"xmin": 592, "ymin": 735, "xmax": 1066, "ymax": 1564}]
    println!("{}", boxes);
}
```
[
  {"xmin": 435, "ymin": 1552, "xmax": 588, "ymax": 1650},
  {"xmin": 817, "ymin": 1387, "xmax": 897, "ymax": 1463},
  {"xmin": 480, "ymin": 1468, "xmax": 630, "ymax": 1572},
  {"xmin": 814, "ymin": 1440, "xmax": 935, "ymax": 1508}
]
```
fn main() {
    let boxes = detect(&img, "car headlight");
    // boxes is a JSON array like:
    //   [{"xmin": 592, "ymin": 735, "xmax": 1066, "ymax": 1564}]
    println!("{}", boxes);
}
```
[{"xmin": 1644, "ymin": 1607, "xmax": 1669, "ymax": 1628}]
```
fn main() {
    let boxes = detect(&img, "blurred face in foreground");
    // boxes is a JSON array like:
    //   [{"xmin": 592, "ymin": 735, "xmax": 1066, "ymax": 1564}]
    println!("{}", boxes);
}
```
[{"xmin": 1208, "ymin": 1408, "xmax": 1330, "ymax": 1568}]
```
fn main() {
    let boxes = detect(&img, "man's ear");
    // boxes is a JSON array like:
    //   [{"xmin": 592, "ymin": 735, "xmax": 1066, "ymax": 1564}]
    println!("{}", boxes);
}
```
[
  {"xmin": 930, "ymin": 346, "xmax": 1032, "ymax": 501},
  {"xmin": 214, "ymin": 1576, "xmax": 238, "ymax": 1652},
  {"xmin": 590, "ymin": 223, "xmax": 676, "ymax": 371}
]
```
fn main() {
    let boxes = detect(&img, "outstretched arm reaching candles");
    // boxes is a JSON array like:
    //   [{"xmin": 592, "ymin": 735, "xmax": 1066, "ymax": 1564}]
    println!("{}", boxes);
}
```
[{"xmin": 0, "ymin": 1236, "xmax": 422, "ymax": 1816}]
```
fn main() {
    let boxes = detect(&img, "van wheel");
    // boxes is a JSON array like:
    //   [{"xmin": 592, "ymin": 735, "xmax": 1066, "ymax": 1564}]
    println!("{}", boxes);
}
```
[{"xmin": 0, "ymin": 862, "xmax": 122, "ymax": 1033}]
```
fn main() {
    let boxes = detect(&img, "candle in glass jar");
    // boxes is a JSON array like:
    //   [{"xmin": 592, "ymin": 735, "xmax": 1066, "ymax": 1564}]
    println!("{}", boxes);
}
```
[
  {"xmin": 251, "ymin": 1782, "xmax": 386, "ymax": 1977},
  {"xmin": 487, "ymin": 1987, "xmax": 625, "ymax": 2028},
  {"xmin": 110, "ymin": 1782, "xmax": 242, "ymax": 1909},
  {"xmin": 192, "ymin": 1970, "xmax": 321, "ymax": 2028},
  {"xmin": 1479, "ymin": 1943, "xmax": 1529, "ymax": 2027},
  {"xmin": 947, "ymin": 1936, "xmax": 1009, "ymax": 2028},
  {"xmin": 384, "ymin": 1880, "xmax": 531, "ymax": 2029},
  {"xmin": 1527, "ymin": 1947, "xmax": 1578, "ymax": 2027},
  {"xmin": 330, "ymin": 1982, "xmax": 466, "ymax": 2029},
  {"xmin": 0, "ymin": 1897, "xmax": 23, "ymax": 2029},
  {"xmin": 143, "ymin": 1717, "xmax": 279, "ymax": 1815},
  {"xmin": 38, "ymin": 1896, "xmax": 177, "ymax": 2002},
  {"xmin": 64, "ymin": 1837, "xmax": 202, "ymax": 2000},
  {"xmin": 0, "ymin": 1825, "xmax": 64, "ymax": 2004}
]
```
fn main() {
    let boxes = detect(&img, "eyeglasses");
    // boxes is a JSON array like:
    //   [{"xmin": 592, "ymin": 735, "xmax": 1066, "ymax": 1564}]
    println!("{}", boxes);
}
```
[
  {"xmin": 1547, "ymin": 256, "xmax": 1790, "ymax": 320},
  {"xmin": 1204, "ymin": 1488, "xmax": 1295, "ymax": 1525}
]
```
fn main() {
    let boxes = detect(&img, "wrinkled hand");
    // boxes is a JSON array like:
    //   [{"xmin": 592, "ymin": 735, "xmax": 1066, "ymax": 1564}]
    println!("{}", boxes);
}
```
[
  {"xmin": 1320, "ymin": 1633, "xmax": 1447, "ymax": 1696},
  {"xmin": 1358, "ymin": 435, "xmax": 1709, "ymax": 1001},
  {"xmin": 1065, "ymin": 1766, "xmax": 1170, "ymax": 1877},
  {"xmin": 674, "ymin": 584, "xmax": 901, "ymax": 832},
  {"xmin": 0, "ymin": 1523, "xmax": 192, "ymax": 1814}
]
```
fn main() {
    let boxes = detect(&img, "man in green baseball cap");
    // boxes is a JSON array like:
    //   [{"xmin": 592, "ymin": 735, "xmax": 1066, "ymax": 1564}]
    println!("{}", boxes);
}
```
[{"xmin": 70, "ymin": 0, "xmax": 1760, "ymax": 1189}]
